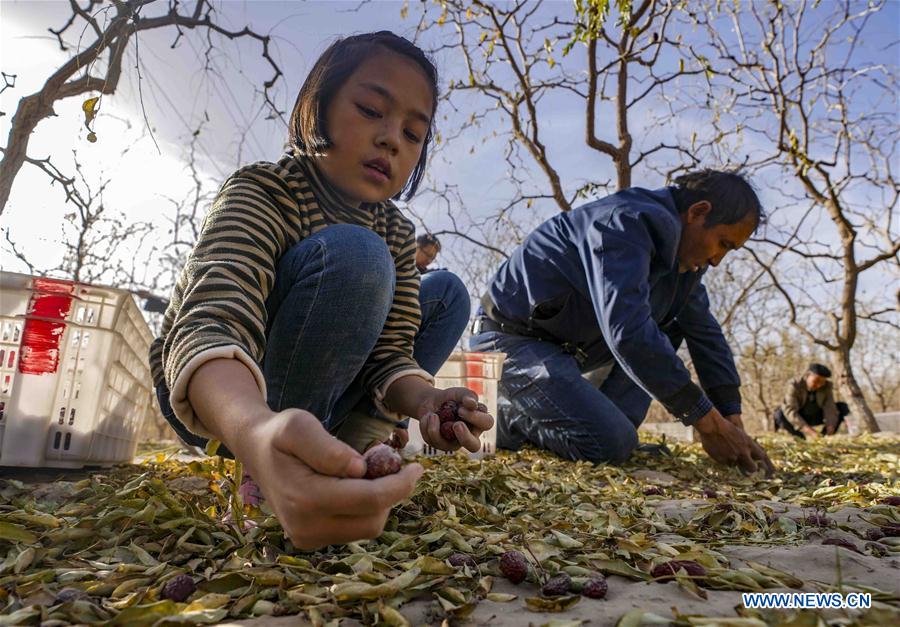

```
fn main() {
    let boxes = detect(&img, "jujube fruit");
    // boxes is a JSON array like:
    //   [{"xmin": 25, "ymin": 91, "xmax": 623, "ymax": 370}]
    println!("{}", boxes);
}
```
[
  {"xmin": 161, "ymin": 574, "xmax": 196, "ymax": 602},
  {"xmin": 437, "ymin": 400, "xmax": 459, "ymax": 423},
  {"xmin": 865, "ymin": 527, "xmax": 885, "ymax": 541},
  {"xmin": 363, "ymin": 444, "xmax": 403, "ymax": 479},
  {"xmin": 439, "ymin": 421, "xmax": 457, "ymax": 441},
  {"xmin": 437, "ymin": 400, "xmax": 461, "ymax": 442},
  {"xmin": 499, "ymin": 550, "xmax": 529, "ymax": 584},
  {"xmin": 541, "ymin": 572, "xmax": 571, "ymax": 596},
  {"xmin": 54, "ymin": 588, "xmax": 88, "ymax": 605},
  {"xmin": 803, "ymin": 513, "xmax": 833, "ymax": 527},
  {"xmin": 651, "ymin": 560, "xmax": 706, "ymax": 581},
  {"xmin": 582, "ymin": 577, "xmax": 608, "ymax": 599},
  {"xmin": 448, "ymin": 553, "xmax": 477, "ymax": 570}
]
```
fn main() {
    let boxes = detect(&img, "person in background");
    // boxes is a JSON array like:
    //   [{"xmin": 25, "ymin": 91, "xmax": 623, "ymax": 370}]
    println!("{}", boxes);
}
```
[
  {"xmin": 470, "ymin": 169, "xmax": 774, "ymax": 476},
  {"xmin": 415, "ymin": 233, "xmax": 441, "ymax": 273},
  {"xmin": 773, "ymin": 363, "xmax": 850, "ymax": 438}
]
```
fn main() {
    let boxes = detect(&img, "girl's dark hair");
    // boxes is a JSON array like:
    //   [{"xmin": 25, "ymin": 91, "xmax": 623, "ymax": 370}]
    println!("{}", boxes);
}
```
[
  {"xmin": 672, "ymin": 169, "xmax": 766, "ymax": 231},
  {"xmin": 288, "ymin": 31, "xmax": 438, "ymax": 201}
]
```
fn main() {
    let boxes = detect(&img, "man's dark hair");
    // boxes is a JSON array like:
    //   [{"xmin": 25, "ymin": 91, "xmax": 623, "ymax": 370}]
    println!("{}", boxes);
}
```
[
  {"xmin": 288, "ymin": 31, "xmax": 438, "ymax": 201},
  {"xmin": 808, "ymin": 363, "xmax": 832, "ymax": 378},
  {"xmin": 672, "ymin": 169, "xmax": 765, "ymax": 231},
  {"xmin": 416, "ymin": 233, "xmax": 441, "ymax": 250}
]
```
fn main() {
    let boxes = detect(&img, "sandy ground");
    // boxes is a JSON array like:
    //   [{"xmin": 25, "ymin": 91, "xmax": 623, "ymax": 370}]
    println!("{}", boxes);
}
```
[
  {"xmin": 5, "ymin": 437, "xmax": 898, "ymax": 626},
  {"xmin": 220, "ymin": 497, "xmax": 899, "ymax": 626}
]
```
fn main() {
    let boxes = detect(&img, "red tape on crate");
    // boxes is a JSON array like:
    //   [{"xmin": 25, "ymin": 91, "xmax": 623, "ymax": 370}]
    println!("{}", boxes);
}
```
[{"xmin": 18, "ymin": 278, "xmax": 75, "ymax": 375}]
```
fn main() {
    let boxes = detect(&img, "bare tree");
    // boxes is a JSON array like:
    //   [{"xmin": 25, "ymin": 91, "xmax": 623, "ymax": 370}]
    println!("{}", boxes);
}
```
[
  {"xmin": 0, "ymin": 0, "xmax": 283, "ymax": 216},
  {"xmin": 59, "ymin": 153, "xmax": 155, "ymax": 286},
  {"xmin": 403, "ymin": 0, "xmax": 727, "ymax": 331},
  {"xmin": 734, "ymin": 310, "xmax": 816, "ymax": 433},
  {"xmin": 145, "ymin": 125, "xmax": 216, "ymax": 300},
  {"xmin": 2, "ymin": 142, "xmax": 154, "ymax": 288},
  {"xmin": 855, "ymin": 322, "xmax": 900, "ymax": 413},
  {"xmin": 691, "ymin": 0, "xmax": 899, "ymax": 432},
  {"xmin": 410, "ymin": 0, "xmax": 706, "ymax": 223}
]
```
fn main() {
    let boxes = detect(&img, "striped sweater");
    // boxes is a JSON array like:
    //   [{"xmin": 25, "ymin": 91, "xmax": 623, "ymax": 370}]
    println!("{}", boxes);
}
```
[{"xmin": 148, "ymin": 151, "xmax": 430, "ymax": 438}]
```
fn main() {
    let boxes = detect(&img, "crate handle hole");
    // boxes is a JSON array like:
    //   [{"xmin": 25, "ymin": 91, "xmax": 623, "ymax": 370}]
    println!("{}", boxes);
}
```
[
  {"xmin": 63, "ymin": 433, "xmax": 71, "ymax": 450},
  {"xmin": 53, "ymin": 431, "xmax": 61, "ymax": 449},
  {"xmin": 69, "ymin": 407, "xmax": 76, "ymax": 425},
  {"xmin": 58, "ymin": 407, "xmax": 65, "ymax": 425}
]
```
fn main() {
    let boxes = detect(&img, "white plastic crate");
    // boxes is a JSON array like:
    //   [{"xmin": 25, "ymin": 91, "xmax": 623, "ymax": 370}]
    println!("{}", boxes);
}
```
[
  {"xmin": 405, "ymin": 351, "xmax": 505, "ymax": 459},
  {"xmin": 873, "ymin": 411, "xmax": 900, "ymax": 434},
  {"xmin": 0, "ymin": 272, "xmax": 155, "ymax": 468},
  {"xmin": 639, "ymin": 421, "xmax": 697, "ymax": 443}
]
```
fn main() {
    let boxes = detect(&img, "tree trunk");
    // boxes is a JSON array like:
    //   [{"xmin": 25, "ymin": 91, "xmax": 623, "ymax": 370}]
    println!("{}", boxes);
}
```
[
  {"xmin": 834, "ymin": 350, "xmax": 880, "ymax": 433},
  {"xmin": 0, "ymin": 94, "xmax": 56, "ymax": 214}
]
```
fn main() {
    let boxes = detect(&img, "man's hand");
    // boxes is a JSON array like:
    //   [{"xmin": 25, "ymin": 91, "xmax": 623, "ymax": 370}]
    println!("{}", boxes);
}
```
[
  {"xmin": 417, "ymin": 387, "xmax": 494, "ymax": 453},
  {"xmin": 694, "ymin": 409, "xmax": 775, "ymax": 477},
  {"xmin": 233, "ymin": 408, "xmax": 423, "ymax": 550},
  {"xmin": 722, "ymin": 414, "xmax": 745, "ymax": 429},
  {"xmin": 801, "ymin": 425, "xmax": 820, "ymax": 439},
  {"xmin": 723, "ymin": 413, "xmax": 776, "ymax": 477}
]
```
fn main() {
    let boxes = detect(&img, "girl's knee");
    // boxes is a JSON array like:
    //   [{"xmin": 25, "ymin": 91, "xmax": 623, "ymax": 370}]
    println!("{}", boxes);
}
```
[
  {"xmin": 281, "ymin": 224, "xmax": 393, "ymax": 288},
  {"xmin": 318, "ymin": 224, "xmax": 392, "ymax": 267}
]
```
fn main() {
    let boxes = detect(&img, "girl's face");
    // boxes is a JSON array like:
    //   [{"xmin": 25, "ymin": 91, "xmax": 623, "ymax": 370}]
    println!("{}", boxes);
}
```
[{"xmin": 318, "ymin": 49, "xmax": 434, "ymax": 207}]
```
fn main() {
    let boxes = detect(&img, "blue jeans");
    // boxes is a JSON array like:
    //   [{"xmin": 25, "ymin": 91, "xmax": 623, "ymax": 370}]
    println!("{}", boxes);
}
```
[
  {"xmin": 157, "ymin": 224, "xmax": 471, "ymax": 455},
  {"xmin": 469, "ymin": 330, "xmax": 652, "ymax": 463}
]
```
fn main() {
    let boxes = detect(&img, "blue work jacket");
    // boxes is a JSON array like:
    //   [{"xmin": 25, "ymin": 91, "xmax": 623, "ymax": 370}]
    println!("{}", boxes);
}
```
[{"xmin": 483, "ymin": 187, "xmax": 741, "ymax": 425}]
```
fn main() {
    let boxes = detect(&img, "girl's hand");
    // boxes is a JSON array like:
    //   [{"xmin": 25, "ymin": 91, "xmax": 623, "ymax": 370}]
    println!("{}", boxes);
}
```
[
  {"xmin": 416, "ymin": 387, "xmax": 494, "ymax": 453},
  {"xmin": 233, "ymin": 408, "xmax": 423, "ymax": 550}
]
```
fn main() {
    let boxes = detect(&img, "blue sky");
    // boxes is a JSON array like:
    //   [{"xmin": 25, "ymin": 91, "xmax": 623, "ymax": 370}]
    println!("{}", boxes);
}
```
[{"xmin": 1, "ymin": 0, "xmax": 897, "ymax": 327}]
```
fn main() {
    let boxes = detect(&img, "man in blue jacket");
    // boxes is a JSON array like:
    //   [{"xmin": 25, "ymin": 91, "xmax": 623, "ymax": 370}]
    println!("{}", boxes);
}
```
[{"xmin": 470, "ymin": 169, "xmax": 774, "ymax": 475}]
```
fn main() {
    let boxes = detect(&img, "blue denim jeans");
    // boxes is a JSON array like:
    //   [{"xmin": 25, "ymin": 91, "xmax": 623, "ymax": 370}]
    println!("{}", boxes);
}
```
[
  {"xmin": 156, "ymin": 224, "xmax": 471, "ymax": 455},
  {"xmin": 469, "ymin": 330, "xmax": 652, "ymax": 463}
]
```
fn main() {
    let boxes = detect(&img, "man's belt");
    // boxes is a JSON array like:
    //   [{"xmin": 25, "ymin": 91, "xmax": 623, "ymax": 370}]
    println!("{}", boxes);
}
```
[
  {"xmin": 475, "ymin": 316, "xmax": 555, "ymax": 340},
  {"xmin": 476, "ymin": 293, "xmax": 557, "ymax": 341},
  {"xmin": 475, "ymin": 294, "xmax": 587, "ymax": 363}
]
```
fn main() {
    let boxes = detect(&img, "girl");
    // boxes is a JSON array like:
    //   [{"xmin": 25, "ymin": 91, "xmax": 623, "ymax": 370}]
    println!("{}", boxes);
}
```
[{"xmin": 149, "ymin": 32, "xmax": 492, "ymax": 550}]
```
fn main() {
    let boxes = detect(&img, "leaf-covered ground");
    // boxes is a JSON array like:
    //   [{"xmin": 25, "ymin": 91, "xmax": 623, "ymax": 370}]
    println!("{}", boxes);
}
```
[{"xmin": 1, "ymin": 434, "xmax": 898, "ymax": 626}]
